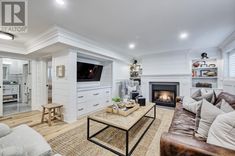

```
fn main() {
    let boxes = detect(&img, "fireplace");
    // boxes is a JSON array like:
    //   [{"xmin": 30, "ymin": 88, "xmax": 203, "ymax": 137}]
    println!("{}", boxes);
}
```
[{"xmin": 150, "ymin": 82, "xmax": 179, "ymax": 107}]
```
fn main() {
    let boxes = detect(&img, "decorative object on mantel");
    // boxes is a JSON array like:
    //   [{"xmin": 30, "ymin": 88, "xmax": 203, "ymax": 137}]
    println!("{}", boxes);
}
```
[
  {"xmin": 56, "ymin": 65, "xmax": 65, "ymax": 78},
  {"xmin": 201, "ymin": 52, "xmax": 209, "ymax": 59}
]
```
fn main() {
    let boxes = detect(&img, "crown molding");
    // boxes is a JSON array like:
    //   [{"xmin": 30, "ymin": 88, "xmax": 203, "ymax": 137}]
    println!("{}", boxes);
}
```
[
  {"xmin": 23, "ymin": 26, "xmax": 131, "ymax": 62},
  {"xmin": 0, "ymin": 26, "xmax": 131, "ymax": 63},
  {"xmin": 25, "ymin": 27, "xmax": 60, "ymax": 53},
  {"xmin": 57, "ymin": 27, "xmax": 131, "ymax": 62}
]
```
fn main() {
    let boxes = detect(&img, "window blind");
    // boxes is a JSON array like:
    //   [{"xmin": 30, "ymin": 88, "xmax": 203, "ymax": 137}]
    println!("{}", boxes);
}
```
[{"xmin": 229, "ymin": 50, "xmax": 235, "ymax": 77}]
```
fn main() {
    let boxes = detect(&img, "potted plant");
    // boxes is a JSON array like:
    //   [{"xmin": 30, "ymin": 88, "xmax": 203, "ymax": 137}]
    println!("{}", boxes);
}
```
[{"xmin": 112, "ymin": 97, "xmax": 122, "ymax": 112}]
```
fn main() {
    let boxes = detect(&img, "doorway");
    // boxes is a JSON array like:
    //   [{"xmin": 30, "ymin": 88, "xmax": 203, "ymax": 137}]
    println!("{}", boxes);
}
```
[
  {"xmin": 1, "ymin": 58, "xmax": 32, "ymax": 116},
  {"xmin": 47, "ymin": 59, "xmax": 52, "ymax": 103}
]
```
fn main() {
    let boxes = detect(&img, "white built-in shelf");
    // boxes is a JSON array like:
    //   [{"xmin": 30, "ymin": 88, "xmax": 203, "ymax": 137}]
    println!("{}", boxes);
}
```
[
  {"xmin": 192, "ymin": 58, "xmax": 217, "ymax": 62},
  {"xmin": 192, "ymin": 67, "xmax": 218, "ymax": 70},
  {"xmin": 191, "ymin": 87, "xmax": 222, "ymax": 90},
  {"xmin": 3, "ymin": 99, "xmax": 18, "ymax": 103},
  {"xmin": 191, "ymin": 57, "xmax": 219, "ymax": 89},
  {"xmin": 130, "ymin": 77, "xmax": 141, "ymax": 79},
  {"xmin": 192, "ymin": 77, "xmax": 218, "ymax": 79}
]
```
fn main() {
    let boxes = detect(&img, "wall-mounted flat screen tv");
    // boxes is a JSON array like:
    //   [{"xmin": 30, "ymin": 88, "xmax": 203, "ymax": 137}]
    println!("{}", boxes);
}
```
[{"xmin": 77, "ymin": 62, "xmax": 103, "ymax": 82}]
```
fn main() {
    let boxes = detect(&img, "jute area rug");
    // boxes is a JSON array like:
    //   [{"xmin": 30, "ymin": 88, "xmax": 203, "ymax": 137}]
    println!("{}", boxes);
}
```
[{"xmin": 48, "ymin": 117, "xmax": 161, "ymax": 156}]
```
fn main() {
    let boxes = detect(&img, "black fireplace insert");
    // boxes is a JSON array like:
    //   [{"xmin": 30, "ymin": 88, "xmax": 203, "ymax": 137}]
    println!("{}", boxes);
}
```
[{"xmin": 150, "ymin": 82, "xmax": 179, "ymax": 107}]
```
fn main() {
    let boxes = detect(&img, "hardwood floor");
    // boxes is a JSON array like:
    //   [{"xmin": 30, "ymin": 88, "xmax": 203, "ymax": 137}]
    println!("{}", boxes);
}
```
[{"xmin": 0, "ymin": 106, "xmax": 174, "ymax": 156}]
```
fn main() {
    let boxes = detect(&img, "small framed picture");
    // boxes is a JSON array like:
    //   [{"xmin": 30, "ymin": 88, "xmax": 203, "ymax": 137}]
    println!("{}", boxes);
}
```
[
  {"xmin": 200, "ymin": 70, "xmax": 210, "ymax": 77},
  {"xmin": 56, "ymin": 65, "xmax": 65, "ymax": 78}
]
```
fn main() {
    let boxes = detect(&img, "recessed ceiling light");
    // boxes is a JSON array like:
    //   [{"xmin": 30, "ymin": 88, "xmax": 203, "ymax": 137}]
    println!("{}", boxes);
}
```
[
  {"xmin": 0, "ymin": 31, "xmax": 14, "ymax": 40},
  {"xmin": 56, "ymin": 0, "xmax": 65, "ymax": 5},
  {"xmin": 179, "ymin": 32, "xmax": 188, "ymax": 39},
  {"xmin": 128, "ymin": 43, "xmax": 136, "ymax": 49}
]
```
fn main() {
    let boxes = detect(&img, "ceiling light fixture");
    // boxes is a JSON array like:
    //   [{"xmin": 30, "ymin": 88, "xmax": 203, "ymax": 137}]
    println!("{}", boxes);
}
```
[
  {"xmin": 0, "ymin": 31, "xmax": 14, "ymax": 40},
  {"xmin": 128, "ymin": 43, "xmax": 136, "ymax": 49},
  {"xmin": 56, "ymin": 0, "xmax": 65, "ymax": 5},
  {"xmin": 179, "ymin": 32, "xmax": 188, "ymax": 39}
]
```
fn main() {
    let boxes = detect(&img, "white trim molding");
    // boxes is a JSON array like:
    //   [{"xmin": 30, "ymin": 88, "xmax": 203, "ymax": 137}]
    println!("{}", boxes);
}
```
[{"xmin": 0, "ymin": 26, "xmax": 131, "ymax": 63}]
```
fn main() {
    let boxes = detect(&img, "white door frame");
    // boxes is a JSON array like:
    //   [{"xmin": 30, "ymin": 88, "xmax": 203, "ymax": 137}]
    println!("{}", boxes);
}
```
[{"xmin": 0, "ymin": 58, "xmax": 3, "ymax": 116}]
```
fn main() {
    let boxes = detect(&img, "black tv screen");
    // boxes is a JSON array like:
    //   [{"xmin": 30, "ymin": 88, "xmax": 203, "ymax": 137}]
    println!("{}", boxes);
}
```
[{"xmin": 77, "ymin": 62, "xmax": 103, "ymax": 82}]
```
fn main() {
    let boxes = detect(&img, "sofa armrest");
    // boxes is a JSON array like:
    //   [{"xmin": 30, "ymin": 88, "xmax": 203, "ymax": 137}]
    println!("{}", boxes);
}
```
[{"xmin": 160, "ymin": 132, "xmax": 235, "ymax": 156}]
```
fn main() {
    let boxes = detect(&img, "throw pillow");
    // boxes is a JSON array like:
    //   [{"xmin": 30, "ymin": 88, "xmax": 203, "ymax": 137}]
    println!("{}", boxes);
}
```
[
  {"xmin": 191, "ymin": 89, "xmax": 201, "ymax": 99},
  {"xmin": 0, "ymin": 146, "xmax": 27, "ymax": 156},
  {"xmin": 183, "ymin": 97, "xmax": 202, "ymax": 114},
  {"xmin": 202, "ymin": 89, "xmax": 216, "ymax": 104},
  {"xmin": 127, "ymin": 86, "xmax": 137, "ymax": 94},
  {"xmin": 207, "ymin": 111, "xmax": 235, "ymax": 151},
  {"xmin": 219, "ymin": 99, "xmax": 234, "ymax": 113},
  {"xmin": 0, "ymin": 123, "xmax": 11, "ymax": 138},
  {"xmin": 195, "ymin": 99, "xmax": 224, "ymax": 138},
  {"xmin": 192, "ymin": 89, "xmax": 216, "ymax": 104}
]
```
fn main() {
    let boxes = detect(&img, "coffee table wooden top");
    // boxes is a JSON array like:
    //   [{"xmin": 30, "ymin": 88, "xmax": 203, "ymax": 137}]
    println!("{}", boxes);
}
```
[{"xmin": 89, "ymin": 103, "xmax": 155, "ymax": 130}]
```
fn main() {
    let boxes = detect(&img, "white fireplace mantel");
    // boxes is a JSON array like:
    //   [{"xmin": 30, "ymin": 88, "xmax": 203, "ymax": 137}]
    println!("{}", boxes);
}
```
[{"xmin": 141, "ymin": 74, "xmax": 191, "ymax": 102}]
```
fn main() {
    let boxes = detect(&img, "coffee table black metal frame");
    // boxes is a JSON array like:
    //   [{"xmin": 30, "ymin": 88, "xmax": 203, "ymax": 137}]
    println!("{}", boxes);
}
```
[{"xmin": 87, "ymin": 104, "xmax": 156, "ymax": 156}]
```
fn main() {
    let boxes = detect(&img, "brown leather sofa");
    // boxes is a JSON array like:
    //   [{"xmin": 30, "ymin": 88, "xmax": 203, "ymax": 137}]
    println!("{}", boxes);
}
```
[{"xmin": 160, "ymin": 92, "xmax": 235, "ymax": 156}]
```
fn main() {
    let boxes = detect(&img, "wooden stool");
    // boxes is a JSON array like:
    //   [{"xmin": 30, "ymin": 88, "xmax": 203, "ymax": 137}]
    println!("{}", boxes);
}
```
[{"xmin": 41, "ymin": 103, "xmax": 63, "ymax": 126}]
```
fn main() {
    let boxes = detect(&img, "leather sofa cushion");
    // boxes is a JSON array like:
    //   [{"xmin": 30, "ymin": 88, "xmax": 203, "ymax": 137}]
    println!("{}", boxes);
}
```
[
  {"xmin": 215, "ymin": 92, "xmax": 235, "ymax": 109},
  {"xmin": 169, "ymin": 102, "xmax": 196, "ymax": 137}
]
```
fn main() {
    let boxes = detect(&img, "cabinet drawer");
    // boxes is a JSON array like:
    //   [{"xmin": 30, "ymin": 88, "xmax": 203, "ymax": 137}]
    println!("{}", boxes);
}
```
[
  {"xmin": 103, "ymin": 88, "xmax": 111, "ymax": 95},
  {"xmin": 77, "ymin": 106, "xmax": 87, "ymax": 116},
  {"xmin": 89, "ymin": 101, "xmax": 103, "ymax": 111},
  {"xmin": 90, "ymin": 90, "xmax": 101, "ymax": 98},
  {"xmin": 77, "ymin": 95, "xmax": 87, "ymax": 103}
]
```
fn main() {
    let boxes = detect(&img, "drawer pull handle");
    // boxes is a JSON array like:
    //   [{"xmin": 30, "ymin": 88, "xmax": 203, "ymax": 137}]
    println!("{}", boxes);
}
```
[
  {"xmin": 78, "ymin": 96, "xmax": 84, "ymax": 98},
  {"xmin": 93, "ymin": 104, "xmax": 99, "ymax": 107},
  {"xmin": 106, "ymin": 100, "xmax": 109, "ymax": 103},
  {"xmin": 106, "ymin": 91, "xmax": 109, "ymax": 93},
  {"xmin": 93, "ymin": 93, "xmax": 99, "ymax": 96},
  {"xmin": 78, "ymin": 108, "xmax": 84, "ymax": 111}
]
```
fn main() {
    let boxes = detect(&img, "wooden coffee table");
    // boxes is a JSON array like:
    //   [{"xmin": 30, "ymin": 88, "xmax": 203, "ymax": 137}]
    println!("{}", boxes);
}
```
[{"xmin": 87, "ymin": 103, "xmax": 156, "ymax": 156}]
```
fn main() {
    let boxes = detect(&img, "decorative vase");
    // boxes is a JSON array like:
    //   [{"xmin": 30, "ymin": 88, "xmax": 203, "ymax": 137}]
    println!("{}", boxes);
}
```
[{"xmin": 193, "ymin": 61, "xmax": 200, "ymax": 68}]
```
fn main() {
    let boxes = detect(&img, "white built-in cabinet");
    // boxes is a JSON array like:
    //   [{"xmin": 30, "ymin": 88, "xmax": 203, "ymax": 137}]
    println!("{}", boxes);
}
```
[{"xmin": 77, "ymin": 87, "xmax": 112, "ymax": 117}]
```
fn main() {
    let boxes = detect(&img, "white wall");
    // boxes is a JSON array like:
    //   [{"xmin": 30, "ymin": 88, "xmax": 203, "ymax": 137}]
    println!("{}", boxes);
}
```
[
  {"xmin": 52, "ymin": 50, "xmax": 77, "ymax": 123},
  {"xmin": 100, "ymin": 62, "xmax": 112, "ymax": 87},
  {"xmin": 141, "ymin": 50, "xmax": 190, "ymax": 75},
  {"xmin": 141, "ymin": 47, "xmax": 222, "ymax": 76},
  {"xmin": 112, "ymin": 60, "xmax": 130, "ymax": 97},
  {"xmin": 140, "ymin": 47, "xmax": 222, "ymax": 97}
]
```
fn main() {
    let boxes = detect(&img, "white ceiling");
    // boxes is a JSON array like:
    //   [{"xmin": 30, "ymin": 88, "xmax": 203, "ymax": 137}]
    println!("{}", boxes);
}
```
[{"xmin": 2, "ymin": 0, "xmax": 235, "ymax": 57}]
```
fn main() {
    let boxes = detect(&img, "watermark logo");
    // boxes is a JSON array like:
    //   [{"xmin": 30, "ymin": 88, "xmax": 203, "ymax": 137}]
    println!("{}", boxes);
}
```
[{"xmin": 0, "ymin": 0, "xmax": 28, "ymax": 33}]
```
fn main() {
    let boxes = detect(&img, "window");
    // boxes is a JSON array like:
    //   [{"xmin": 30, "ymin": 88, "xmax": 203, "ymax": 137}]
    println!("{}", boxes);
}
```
[{"xmin": 229, "ymin": 50, "xmax": 235, "ymax": 77}]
